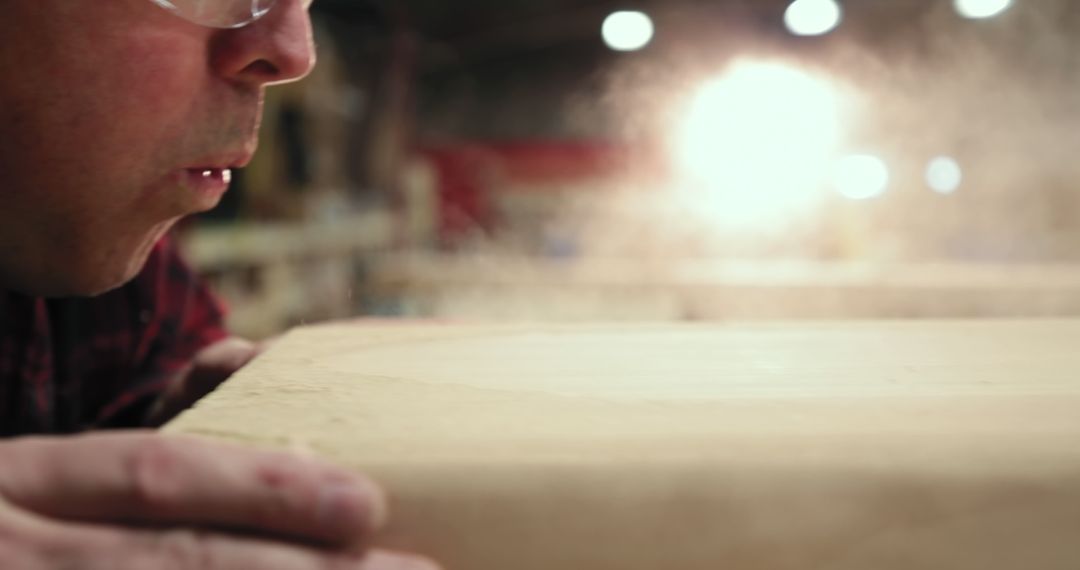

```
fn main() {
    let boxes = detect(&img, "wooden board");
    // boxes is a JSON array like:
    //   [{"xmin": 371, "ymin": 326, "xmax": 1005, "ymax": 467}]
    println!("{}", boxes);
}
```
[{"xmin": 167, "ymin": 320, "xmax": 1080, "ymax": 569}]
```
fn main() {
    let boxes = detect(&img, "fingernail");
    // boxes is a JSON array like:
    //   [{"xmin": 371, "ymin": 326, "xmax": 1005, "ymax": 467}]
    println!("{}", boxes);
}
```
[{"xmin": 317, "ymin": 481, "xmax": 387, "ymax": 532}]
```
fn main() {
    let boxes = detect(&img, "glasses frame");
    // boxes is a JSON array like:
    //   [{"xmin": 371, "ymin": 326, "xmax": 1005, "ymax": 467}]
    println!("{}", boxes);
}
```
[{"xmin": 147, "ymin": 0, "xmax": 279, "ymax": 29}]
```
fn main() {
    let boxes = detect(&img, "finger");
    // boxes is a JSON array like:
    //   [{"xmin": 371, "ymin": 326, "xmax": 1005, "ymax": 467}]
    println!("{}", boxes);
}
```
[
  {"xmin": 0, "ymin": 432, "xmax": 386, "ymax": 550},
  {"xmin": 19, "ymin": 513, "xmax": 424, "ymax": 570}
]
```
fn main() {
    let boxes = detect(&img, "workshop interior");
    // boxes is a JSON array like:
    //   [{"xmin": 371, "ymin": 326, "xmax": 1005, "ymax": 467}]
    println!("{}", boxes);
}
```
[
  {"xmin": 183, "ymin": 0, "xmax": 1080, "ymax": 336},
  {"xmin": 163, "ymin": 3, "xmax": 1080, "ymax": 568}
]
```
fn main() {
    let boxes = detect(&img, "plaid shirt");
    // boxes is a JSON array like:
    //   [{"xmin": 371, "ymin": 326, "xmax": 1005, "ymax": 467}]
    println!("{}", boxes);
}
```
[{"xmin": 0, "ymin": 236, "xmax": 228, "ymax": 436}]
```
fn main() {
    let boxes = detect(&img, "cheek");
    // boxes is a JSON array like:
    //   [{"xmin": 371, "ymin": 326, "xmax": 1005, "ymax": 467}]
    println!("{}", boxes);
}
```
[
  {"xmin": 0, "ymin": 4, "xmax": 212, "ymax": 290},
  {"xmin": 123, "ymin": 37, "xmax": 208, "ymax": 114},
  {"xmin": 0, "ymin": 34, "xmax": 209, "ymax": 254},
  {"xmin": 87, "ymin": 35, "xmax": 209, "ymax": 164},
  {"xmin": 0, "ymin": 5, "xmax": 194, "ymax": 171},
  {"xmin": 49, "ymin": 36, "xmax": 210, "ymax": 221}
]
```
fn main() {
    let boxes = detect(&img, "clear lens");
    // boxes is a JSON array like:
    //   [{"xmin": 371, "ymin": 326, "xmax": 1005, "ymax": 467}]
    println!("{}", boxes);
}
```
[{"xmin": 150, "ymin": 0, "xmax": 279, "ymax": 29}]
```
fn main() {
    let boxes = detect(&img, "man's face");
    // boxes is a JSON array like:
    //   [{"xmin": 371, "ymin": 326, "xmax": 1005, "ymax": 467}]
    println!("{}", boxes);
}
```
[{"xmin": 0, "ymin": 0, "xmax": 315, "ymax": 296}]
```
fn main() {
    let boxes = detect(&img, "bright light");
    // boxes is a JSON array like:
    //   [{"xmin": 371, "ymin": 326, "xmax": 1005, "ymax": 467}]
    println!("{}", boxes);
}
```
[
  {"xmin": 784, "ymin": 0, "xmax": 843, "ymax": 37},
  {"xmin": 602, "ymin": 11, "xmax": 655, "ymax": 52},
  {"xmin": 954, "ymin": 0, "xmax": 1013, "ymax": 19},
  {"xmin": 926, "ymin": 156, "xmax": 963, "ymax": 194},
  {"xmin": 675, "ymin": 60, "xmax": 846, "ymax": 229},
  {"xmin": 834, "ymin": 154, "xmax": 889, "ymax": 200}
]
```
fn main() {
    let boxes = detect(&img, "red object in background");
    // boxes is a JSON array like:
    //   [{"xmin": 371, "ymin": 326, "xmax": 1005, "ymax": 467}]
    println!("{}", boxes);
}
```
[
  {"xmin": 418, "ymin": 145, "xmax": 498, "ymax": 248},
  {"xmin": 417, "ymin": 140, "xmax": 636, "ymax": 247},
  {"xmin": 486, "ymin": 140, "xmax": 632, "ymax": 185}
]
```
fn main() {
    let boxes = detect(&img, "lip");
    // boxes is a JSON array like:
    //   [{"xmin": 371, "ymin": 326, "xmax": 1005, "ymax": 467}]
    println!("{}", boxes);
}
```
[
  {"xmin": 179, "ymin": 168, "xmax": 232, "ymax": 205},
  {"xmin": 166, "ymin": 149, "xmax": 252, "ymax": 212},
  {"xmin": 184, "ymin": 150, "xmax": 254, "ymax": 171}
]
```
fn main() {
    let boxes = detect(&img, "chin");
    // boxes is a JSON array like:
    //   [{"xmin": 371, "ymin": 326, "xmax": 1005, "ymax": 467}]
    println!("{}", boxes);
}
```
[
  {"xmin": 1, "ymin": 269, "xmax": 127, "ymax": 298},
  {"xmin": 75, "ymin": 264, "xmax": 146, "ymax": 297},
  {"xmin": 28, "ymin": 261, "xmax": 142, "ymax": 298},
  {"xmin": 84, "ymin": 239, "xmax": 167, "ymax": 296},
  {"xmin": 1, "ymin": 221, "xmax": 176, "ymax": 298},
  {"xmin": 50, "ymin": 225, "xmax": 172, "ymax": 298}
]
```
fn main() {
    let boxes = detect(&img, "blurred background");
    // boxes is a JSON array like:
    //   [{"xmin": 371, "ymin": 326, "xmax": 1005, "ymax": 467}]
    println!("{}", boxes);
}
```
[{"xmin": 181, "ymin": 0, "xmax": 1080, "ymax": 338}]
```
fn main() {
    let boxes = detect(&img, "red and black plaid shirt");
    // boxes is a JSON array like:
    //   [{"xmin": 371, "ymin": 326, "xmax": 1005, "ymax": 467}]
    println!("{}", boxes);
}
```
[{"xmin": 0, "ymin": 236, "xmax": 228, "ymax": 436}]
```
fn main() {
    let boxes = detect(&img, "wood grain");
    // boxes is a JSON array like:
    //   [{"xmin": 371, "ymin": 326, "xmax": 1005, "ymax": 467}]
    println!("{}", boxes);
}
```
[{"xmin": 167, "ymin": 320, "xmax": 1080, "ymax": 569}]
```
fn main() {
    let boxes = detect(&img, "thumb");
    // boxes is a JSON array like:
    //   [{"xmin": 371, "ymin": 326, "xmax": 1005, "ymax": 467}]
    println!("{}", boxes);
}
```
[
  {"xmin": 147, "ymin": 337, "xmax": 261, "ymax": 426},
  {"xmin": 186, "ymin": 336, "xmax": 262, "ymax": 397}
]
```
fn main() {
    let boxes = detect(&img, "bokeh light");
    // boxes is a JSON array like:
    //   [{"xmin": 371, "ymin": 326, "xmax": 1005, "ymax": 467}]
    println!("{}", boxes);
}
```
[
  {"xmin": 834, "ymin": 154, "xmax": 889, "ymax": 200},
  {"xmin": 675, "ymin": 60, "xmax": 846, "ymax": 229},
  {"xmin": 784, "ymin": 0, "xmax": 843, "ymax": 37},
  {"xmin": 954, "ymin": 0, "xmax": 1013, "ymax": 19},
  {"xmin": 926, "ymin": 156, "xmax": 963, "ymax": 194},
  {"xmin": 602, "ymin": 11, "xmax": 655, "ymax": 52}
]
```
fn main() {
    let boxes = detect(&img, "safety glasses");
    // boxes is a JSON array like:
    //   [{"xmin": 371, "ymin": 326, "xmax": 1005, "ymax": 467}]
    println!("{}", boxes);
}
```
[{"xmin": 148, "ymin": 0, "xmax": 311, "ymax": 29}]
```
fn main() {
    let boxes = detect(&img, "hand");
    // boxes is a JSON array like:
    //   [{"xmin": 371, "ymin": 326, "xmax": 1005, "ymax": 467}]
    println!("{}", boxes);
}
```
[
  {"xmin": 146, "ymin": 336, "xmax": 269, "ymax": 426},
  {"xmin": 0, "ymin": 431, "xmax": 438, "ymax": 570}
]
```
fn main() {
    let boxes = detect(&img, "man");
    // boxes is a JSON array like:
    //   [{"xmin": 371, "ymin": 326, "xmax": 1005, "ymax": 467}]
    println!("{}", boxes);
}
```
[{"xmin": 0, "ymin": 0, "xmax": 435, "ymax": 567}]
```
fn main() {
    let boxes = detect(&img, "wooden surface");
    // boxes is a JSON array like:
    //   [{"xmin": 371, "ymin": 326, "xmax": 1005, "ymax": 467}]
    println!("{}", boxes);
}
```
[{"xmin": 168, "ymin": 320, "xmax": 1080, "ymax": 569}]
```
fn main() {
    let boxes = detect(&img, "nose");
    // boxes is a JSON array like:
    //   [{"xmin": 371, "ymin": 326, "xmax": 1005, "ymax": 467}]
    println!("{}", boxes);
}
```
[{"xmin": 209, "ymin": 0, "xmax": 317, "ymax": 87}]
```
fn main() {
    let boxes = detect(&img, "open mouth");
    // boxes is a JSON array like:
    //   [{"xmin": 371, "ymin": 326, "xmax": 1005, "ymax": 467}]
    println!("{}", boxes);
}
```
[
  {"xmin": 185, "ymin": 168, "xmax": 233, "ymax": 184},
  {"xmin": 178, "ymin": 168, "xmax": 234, "ymax": 207}
]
